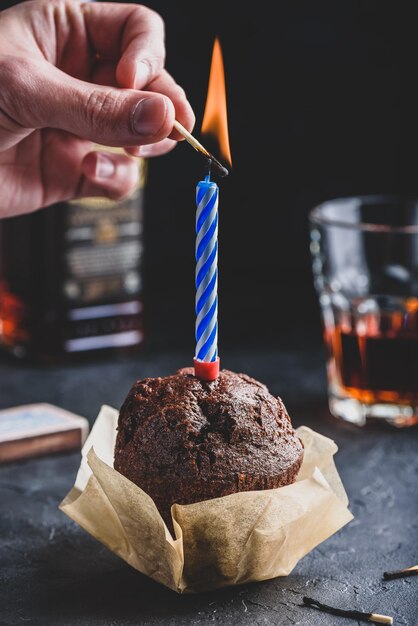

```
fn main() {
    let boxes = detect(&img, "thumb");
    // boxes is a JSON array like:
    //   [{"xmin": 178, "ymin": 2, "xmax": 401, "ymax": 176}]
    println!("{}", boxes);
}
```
[{"xmin": 0, "ymin": 57, "xmax": 175, "ymax": 148}]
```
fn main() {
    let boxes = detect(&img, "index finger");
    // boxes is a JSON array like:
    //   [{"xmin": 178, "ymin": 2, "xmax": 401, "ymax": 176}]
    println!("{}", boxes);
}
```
[{"xmin": 82, "ymin": 2, "xmax": 165, "ymax": 86}]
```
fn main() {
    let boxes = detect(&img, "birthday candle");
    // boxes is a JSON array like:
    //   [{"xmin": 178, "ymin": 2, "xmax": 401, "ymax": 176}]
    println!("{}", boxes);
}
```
[
  {"xmin": 192, "ymin": 38, "xmax": 230, "ymax": 382},
  {"xmin": 194, "ymin": 175, "xmax": 219, "ymax": 375}
]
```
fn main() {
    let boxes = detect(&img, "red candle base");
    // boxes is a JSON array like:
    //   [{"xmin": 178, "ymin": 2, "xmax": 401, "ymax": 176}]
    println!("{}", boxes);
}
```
[{"xmin": 193, "ymin": 357, "xmax": 220, "ymax": 381}]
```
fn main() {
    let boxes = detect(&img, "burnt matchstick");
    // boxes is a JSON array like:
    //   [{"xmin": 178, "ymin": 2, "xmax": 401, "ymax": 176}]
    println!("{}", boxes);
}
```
[
  {"xmin": 173, "ymin": 120, "xmax": 229, "ymax": 178},
  {"xmin": 302, "ymin": 597, "xmax": 393, "ymax": 625},
  {"xmin": 383, "ymin": 564, "xmax": 418, "ymax": 580}
]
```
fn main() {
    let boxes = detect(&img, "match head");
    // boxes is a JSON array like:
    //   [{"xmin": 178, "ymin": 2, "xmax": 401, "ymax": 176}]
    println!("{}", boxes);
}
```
[
  {"xmin": 211, "ymin": 157, "xmax": 229, "ymax": 177},
  {"xmin": 205, "ymin": 155, "xmax": 229, "ymax": 178}
]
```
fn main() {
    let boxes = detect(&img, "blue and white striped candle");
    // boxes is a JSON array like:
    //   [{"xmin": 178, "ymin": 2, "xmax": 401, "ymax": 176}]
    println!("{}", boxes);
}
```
[{"xmin": 194, "ymin": 175, "xmax": 220, "ymax": 380}]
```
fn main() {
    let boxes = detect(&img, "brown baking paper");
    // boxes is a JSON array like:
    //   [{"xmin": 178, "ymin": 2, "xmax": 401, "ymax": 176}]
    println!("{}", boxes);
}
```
[{"xmin": 60, "ymin": 405, "xmax": 353, "ymax": 593}]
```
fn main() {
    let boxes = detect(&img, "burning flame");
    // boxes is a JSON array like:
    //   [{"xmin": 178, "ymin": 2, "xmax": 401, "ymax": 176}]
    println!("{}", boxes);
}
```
[{"xmin": 201, "ymin": 38, "xmax": 232, "ymax": 166}]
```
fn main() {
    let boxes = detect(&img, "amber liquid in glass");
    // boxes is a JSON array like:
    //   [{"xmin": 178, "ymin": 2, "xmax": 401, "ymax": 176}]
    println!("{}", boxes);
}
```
[{"xmin": 327, "ymin": 299, "xmax": 418, "ymax": 405}]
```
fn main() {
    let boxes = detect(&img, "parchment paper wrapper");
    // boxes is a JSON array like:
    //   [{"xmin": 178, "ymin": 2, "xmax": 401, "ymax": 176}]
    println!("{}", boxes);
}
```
[{"xmin": 60, "ymin": 405, "xmax": 353, "ymax": 593}]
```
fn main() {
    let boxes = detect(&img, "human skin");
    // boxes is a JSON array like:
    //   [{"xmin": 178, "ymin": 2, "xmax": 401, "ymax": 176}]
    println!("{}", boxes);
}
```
[{"xmin": 0, "ymin": 0, "xmax": 195, "ymax": 217}]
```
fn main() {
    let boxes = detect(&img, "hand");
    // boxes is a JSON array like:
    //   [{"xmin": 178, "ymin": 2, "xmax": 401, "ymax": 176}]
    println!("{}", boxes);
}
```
[{"xmin": 0, "ymin": 0, "xmax": 195, "ymax": 217}]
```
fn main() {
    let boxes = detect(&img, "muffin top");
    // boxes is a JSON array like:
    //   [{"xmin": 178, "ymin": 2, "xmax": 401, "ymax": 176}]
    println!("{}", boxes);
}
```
[{"xmin": 115, "ymin": 368, "xmax": 304, "ymax": 527}]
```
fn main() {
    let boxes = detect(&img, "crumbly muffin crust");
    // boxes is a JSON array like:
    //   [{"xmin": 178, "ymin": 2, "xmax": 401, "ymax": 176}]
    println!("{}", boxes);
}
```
[{"xmin": 114, "ymin": 368, "xmax": 304, "ymax": 527}]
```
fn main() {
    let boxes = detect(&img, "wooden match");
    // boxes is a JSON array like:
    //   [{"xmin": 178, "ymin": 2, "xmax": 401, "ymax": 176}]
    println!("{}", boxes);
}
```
[
  {"xmin": 383, "ymin": 564, "xmax": 418, "ymax": 580},
  {"xmin": 302, "ymin": 597, "xmax": 393, "ymax": 625},
  {"xmin": 173, "ymin": 120, "xmax": 229, "ymax": 177}
]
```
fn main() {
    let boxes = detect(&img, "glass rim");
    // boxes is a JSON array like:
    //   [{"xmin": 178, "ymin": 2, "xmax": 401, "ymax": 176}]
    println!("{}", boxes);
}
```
[{"xmin": 309, "ymin": 194, "xmax": 418, "ymax": 234}]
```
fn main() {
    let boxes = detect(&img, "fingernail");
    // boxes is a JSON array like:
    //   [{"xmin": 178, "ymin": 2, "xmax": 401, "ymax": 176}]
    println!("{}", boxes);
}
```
[
  {"xmin": 133, "ymin": 61, "xmax": 149, "ymax": 88},
  {"xmin": 95, "ymin": 154, "xmax": 115, "ymax": 178},
  {"xmin": 137, "ymin": 144, "xmax": 155, "ymax": 157},
  {"xmin": 132, "ymin": 97, "xmax": 167, "ymax": 137}
]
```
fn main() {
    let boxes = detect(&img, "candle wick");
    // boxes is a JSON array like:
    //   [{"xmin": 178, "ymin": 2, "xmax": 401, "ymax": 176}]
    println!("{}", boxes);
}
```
[{"xmin": 205, "ymin": 157, "xmax": 212, "ymax": 182}]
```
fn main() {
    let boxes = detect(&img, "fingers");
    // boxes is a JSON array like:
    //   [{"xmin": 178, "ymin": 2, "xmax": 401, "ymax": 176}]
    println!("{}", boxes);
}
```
[
  {"xmin": 80, "ymin": 150, "xmax": 139, "ymax": 200},
  {"xmin": 83, "ymin": 4, "xmax": 196, "ymax": 135},
  {"xmin": 146, "ymin": 70, "xmax": 196, "ymax": 139},
  {"xmin": 0, "ymin": 3, "xmax": 195, "ymax": 155},
  {"xmin": 43, "ymin": 131, "xmax": 140, "ymax": 204},
  {"xmin": 83, "ymin": 3, "xmax": 165, "ymax": 70},
  {"xmin": 0, "ymin": 56, "xmax": 175, "ymax": 148},
  {"xmin": 81, "ymin": 2, "xmax": 165, "ymax": 88},
  {"xmin": 2, "ymin": 129, "xmax": 140, "ymax": 215},
  {"xmin": 91, "ymin": 60, "xmax": 118, "ymax": 87},
  {"xmin": 125, "ymin": 138, "xmax": 177, "ymax": 158},
  {"xmin": 116, "ymin": 6, "xmax": 166, "ymax": 89},
  {"xmin": 93, "ymin": 61, "xmax": 185, "ymax": 152}
]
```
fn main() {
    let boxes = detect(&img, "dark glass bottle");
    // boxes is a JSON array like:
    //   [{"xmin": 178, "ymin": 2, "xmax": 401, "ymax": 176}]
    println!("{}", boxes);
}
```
[{"xmin": 0, "ymin": 159, "xmax": 146, "ymax": 362}]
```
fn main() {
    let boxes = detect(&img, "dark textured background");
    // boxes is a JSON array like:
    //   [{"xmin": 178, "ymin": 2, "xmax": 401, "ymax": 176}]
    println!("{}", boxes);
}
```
[
  {"xmin": 4, "ymin": 0, "xmax": 418, "ymax": 351},
  {"xmin": 139, "ymin": 0, "xmax": 418, "ymax": 350}
]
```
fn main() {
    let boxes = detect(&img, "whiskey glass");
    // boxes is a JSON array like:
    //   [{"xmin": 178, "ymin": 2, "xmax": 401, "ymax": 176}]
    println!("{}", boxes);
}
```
[{"xmin": 309, "ymin": 196, "xmax": 418, "ymax": 427}]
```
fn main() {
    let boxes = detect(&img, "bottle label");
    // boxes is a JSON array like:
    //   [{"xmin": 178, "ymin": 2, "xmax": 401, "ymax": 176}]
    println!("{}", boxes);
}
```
[
  {"xmin": 63, "ymin": 189, "xmax": 144, "ymax": 306},
  {"xmin": 0, "ymin": 159, "xmax": 146, "ymax": 357}
]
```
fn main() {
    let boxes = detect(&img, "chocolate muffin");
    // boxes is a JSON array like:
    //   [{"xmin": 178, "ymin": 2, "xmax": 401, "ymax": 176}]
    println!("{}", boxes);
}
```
[{"xmin": 114, "ymin": 369, "xmax": 304, "ymax": 528}]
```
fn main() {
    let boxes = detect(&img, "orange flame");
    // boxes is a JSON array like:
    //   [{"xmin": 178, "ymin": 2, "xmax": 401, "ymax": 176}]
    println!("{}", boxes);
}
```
[{"xmin": 201, "ymin": 38, "xmax": 232, "ymax": 166}]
